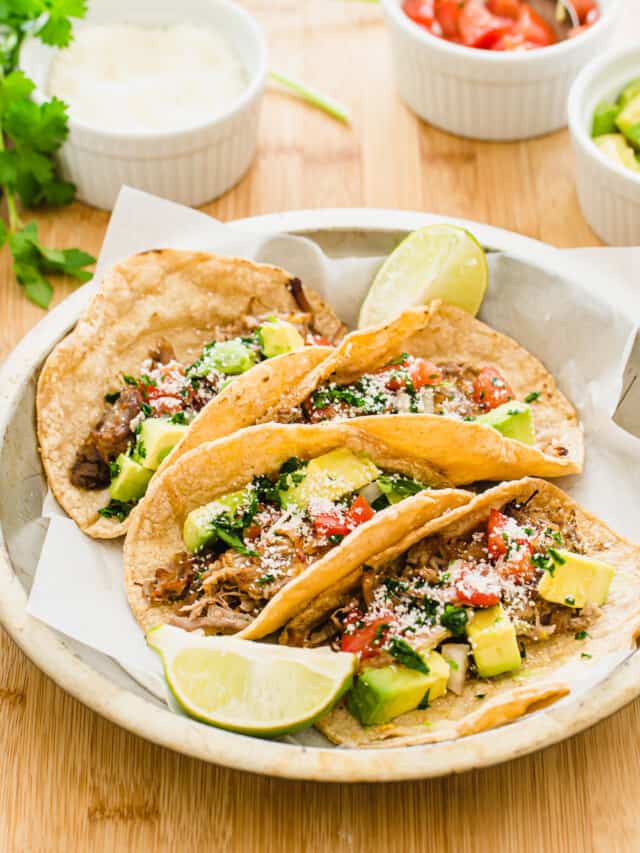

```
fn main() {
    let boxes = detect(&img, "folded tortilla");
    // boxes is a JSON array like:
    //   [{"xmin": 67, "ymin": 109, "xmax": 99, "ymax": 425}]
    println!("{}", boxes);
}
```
[
  {"xmin": 267, "ymin": 301, "xmax": 584, "ymax": 483},
  {"xmin": 123, "ymin": 422, "xmax": 473, "ymax": 636},
  {"xmin": 277, "ymin": 478, "xmax": 640, "ymax": 748},
  {"xmin": 36, "ymin": 250, "xmax": 345, "ymax": 538}
]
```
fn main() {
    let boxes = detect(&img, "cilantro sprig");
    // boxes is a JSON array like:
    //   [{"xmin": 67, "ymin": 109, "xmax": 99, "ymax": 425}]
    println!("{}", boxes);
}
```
[{"xmin": 0, "ymin": 1, "xmax": 95, "ymax": 308}]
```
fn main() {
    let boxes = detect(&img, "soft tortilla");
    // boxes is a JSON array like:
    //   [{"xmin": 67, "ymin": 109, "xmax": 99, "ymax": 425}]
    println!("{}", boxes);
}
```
[
  {"xmin": 266, "ymin": 301, "xmax": 583, "ymax": 483},
  {"xmin": 36, "ymin": 250, "xmax": 345, "ymax": 538},
  {"xmin": 123, "ymin": 422, "xmax": 473, "ymax": 636},
  {"xmin": 304, "ymin": 478, "xmax": 640, "ymax": 747}
]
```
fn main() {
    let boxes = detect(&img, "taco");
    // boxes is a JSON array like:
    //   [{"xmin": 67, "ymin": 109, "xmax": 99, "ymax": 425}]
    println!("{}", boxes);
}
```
[
  {"xmin": 123, "ymin": 423, "xmax": 473, "ymax": 637},
  {"xmin": 37, "ymin": 249, "xmax": 346, "ymax": 538},
  {"xmin": 269, "ymin": 301, "xmax": 583, "ymax": 483},
  {"xmin": 273, "ymin": 478, "xmax": 640, "ymax": 747}
]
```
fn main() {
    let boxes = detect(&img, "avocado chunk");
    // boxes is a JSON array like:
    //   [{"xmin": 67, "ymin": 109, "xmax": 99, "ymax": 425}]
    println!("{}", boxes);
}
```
[
  {"xmin": 109, "ymin": 453, "xmax": 152, "ymax": 503},
  {"xmin": 209, "ymin": 339, "xmax": 257, "ymax": 375},
  {"xmin": 619, "ymin": 78, "xmax": 640, "ymax": 108},
  {"xmin": 592, "ymin": 100, "xmax": 621, "ymax": 137},
  {"xmin": 476, "ymin": 401, "xmax": 536, "ymax": 446},
  {"xmin": 594, "ymin": 134, "xmax": 640, "ymax": 173},
  {"xmin": 537, "ymin": 550, "xmax": 614, "ymax": 608},
  {"xmin": 183, "ymin": 489, "xmax": 249, "ymax": 553},
  {"xmin": 281, "ymin": 448, "xmax": 380, "ymax": 508},
  {"xmin": 138, "ymin": 417, "xmax": 188, "ymax": 471},
  {"xmin": 466, "ymin": 605, "xmax": 521, "ymax": 678},
  {"xmin": 258, "ymin": 320, "xmax": 305, "ymax": 358},
  {"xmin": 615, "ymin": 93, "xmax": 640, "ymax": 151},
  {"xmin": 346, "ymin": 651, "xmax": 450, "ymax": 726}
]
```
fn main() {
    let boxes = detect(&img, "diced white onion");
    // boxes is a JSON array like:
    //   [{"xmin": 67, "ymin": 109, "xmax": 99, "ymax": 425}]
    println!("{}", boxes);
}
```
[
  {"xmin": 419, "ymin": 387, "xmax": 435, "ymax": 414},
  {"xmin": 441, "ymin": 643, "xmax": 470, "ymax": 696},
  {"xmin": 396, "ymin": 391, "xmax": 413, "ymax": 413},
  {"xmin": 359, "ymin": 482, "xmax": 382, "ymax": 504}
]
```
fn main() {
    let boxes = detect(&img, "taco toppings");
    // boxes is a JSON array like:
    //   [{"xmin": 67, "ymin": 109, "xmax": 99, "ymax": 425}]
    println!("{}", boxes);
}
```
[
  {"xmin": 296, "ymin": 354, "xmax": 536, "ymax": 445},
  {"xmin": 72, "ymin": 313, "xmax": 323, "ymax": 520},
  {"xmin": 141, "ymin": 448, "xmax": 431, "ymax": 634},
  {"xmin": 284, "ymin": 485, "xmax": 615, "ymax": 728}
]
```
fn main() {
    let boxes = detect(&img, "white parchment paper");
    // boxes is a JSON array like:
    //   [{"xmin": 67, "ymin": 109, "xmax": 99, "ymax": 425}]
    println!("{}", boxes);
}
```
[{"xmin": 27, "ymin": 188, "xmax": 640, "ymax": 691}]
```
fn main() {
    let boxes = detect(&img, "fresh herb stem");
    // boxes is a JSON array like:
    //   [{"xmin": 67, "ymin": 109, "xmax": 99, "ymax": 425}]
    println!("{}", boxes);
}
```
[{"xmin": 269, "ymin": 69, "xmax": 351, "ymax": 125}]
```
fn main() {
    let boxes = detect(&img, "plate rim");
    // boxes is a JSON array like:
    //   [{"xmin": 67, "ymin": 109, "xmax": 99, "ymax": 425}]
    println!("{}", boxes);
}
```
[{"xmin": 1, "ymin": 206, "xmax": 638, "ymax": 783}]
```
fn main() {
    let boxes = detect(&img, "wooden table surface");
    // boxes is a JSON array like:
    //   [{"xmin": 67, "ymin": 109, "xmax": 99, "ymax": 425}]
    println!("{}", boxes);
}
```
[{"xmin": 2, "ymin": 2, "xmax": 639, "ymax": 850}]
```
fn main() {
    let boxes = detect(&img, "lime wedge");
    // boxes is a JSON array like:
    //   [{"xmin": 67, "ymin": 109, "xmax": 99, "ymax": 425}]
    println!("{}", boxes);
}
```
[
  {"xmin": 148, "ymin": 625, "xmax": 356, "ymax": 737},
  {"xmin": 358, "ymin": 224, "xmax": 489, "ymax": 329}
]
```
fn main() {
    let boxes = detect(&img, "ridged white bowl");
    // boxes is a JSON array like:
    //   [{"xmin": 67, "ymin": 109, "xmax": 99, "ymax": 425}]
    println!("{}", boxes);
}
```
[
  {"xmin": 569, "ymin": 45, "xmax": 640, "ymax": 246},
  {"xmin": 380, "ymin": 0, "xmax": 621, "ymax": 141},
  {"xmin": 20, "ymin": 0, "xmax": 267, "ymax": 210}
]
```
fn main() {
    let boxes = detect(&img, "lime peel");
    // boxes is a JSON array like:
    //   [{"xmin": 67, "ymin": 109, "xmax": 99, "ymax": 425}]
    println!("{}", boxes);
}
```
[
  {"xmin": 148, "ymin": 625, "xmax": 356, "ymax": 737},
  {"xmin": 358, "ymin": 224, "xmax": 489, "ymax": 329}
]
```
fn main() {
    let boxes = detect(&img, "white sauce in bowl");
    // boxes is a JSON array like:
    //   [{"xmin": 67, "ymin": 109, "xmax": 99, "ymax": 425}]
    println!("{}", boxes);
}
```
[{"xmin": 47, "ymin": 23, "xmax": 248, "ymax": 132}]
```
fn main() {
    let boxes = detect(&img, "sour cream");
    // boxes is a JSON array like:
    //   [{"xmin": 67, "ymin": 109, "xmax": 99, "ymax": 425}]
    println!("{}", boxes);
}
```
[{"xmin": 47, "ymin": 24, "xmax": 248, "ymax": 132}]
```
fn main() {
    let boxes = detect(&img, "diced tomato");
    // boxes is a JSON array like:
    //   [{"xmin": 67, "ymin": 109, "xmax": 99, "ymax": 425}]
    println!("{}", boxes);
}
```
[
  {"xmin": 380, "ymin": 357, "xmax": 443, "ymax": 391},
  {"xmin": 306, "ymin": 333, "xmax": 334, "ymax": 347},
  {"xmin": 341, "ymin": 616, "xmax": 390, "ymax": 658},
  {"xmin": 492, "ymin": 31, "xmax": 538, "ymax": 50},
  {"xmin": 434, "ymin": 0, "xmax": 462, "ymax": 38},
  {"xmin": 311, "ymin": 508, "xmax": 351, "ymax": 539},
  {"xmin": 512, "ymin": 3, "xmax": 556, "ymax": 46},
  {"xmin": 500, "ymin": 543, "xmax": 535, "ymax": 581},
  {"xmin": 487, "ymin": 508, "xmax": 511, "ymax": 559},
  {"xmin": 345, "ymin": 495, "xmax": 375, "ymax": 528},
  {"xmin": 459, "ymin": 0, "xmax": 510, "ymax": 49},
  {"xmin": 486, "ymin": 0, "xmax": 520, "ymax": 19},
  {"xmin": 453, "ymin": 562, "xmax": 501, "ymax": 608},
  {"xmin": 472, "ymin": 366, "xmax": 514, "ymax": 411},
  {"xmin": 572, "ymin": 0, "xmax": 598, "ymax": 22},
  {"xmin": 403, "ymin": 0, "xmax": 435, "ymax": 28}
]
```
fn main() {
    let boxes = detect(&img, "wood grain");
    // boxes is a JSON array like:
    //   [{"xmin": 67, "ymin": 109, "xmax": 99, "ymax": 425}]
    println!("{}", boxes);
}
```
[{"xmin": 1, "ymin": 2, "xmax": 639, "ymax": 850}]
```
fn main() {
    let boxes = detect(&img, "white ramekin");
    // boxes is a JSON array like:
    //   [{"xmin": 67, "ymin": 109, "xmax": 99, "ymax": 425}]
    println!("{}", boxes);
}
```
[
  {"xmin": 569, "ymin": 45, "xmax": 640, "ymax": 246},
  {"xmin": 20, "ymin": 0, "xmax": 267, "ymax": 210},
  {"xmin": 380, "ymin": 0, "xmax": 621, "ymax": 141}
]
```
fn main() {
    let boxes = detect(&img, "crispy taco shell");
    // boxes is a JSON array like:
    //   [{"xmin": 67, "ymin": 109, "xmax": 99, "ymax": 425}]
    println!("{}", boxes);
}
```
[
  {"xmin": 290, "ymin": 478, "xmax": 640, "ymax": 747},
  {"xmin": 36, "ymin": 250, "xmax": 345, "ymax": 538},
  {"xmin": 123, "ymin": 422, "xmax": 473, "ymax": 636},
  {"xmin": 267, "ymin": 301, "xmax": 583, "ymax": 483}
]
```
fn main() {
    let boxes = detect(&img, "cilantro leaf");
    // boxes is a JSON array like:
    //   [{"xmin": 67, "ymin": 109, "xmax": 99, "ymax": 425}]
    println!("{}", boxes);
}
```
[{"xmin": 387, "ymin": 637, "xmax": 430, "ymax": 674}]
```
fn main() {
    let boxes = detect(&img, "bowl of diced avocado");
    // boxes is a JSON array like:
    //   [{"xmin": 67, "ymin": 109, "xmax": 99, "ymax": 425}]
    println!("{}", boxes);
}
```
[{"xmin": 569, "ymin": 45, "xmax": 640, "ymax": 245}]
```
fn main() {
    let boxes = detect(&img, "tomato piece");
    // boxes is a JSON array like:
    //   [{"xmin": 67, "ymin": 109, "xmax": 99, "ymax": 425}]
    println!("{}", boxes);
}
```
[
  {"xmin": 492, "ymin": 31, "xmax": 538, "ymax": 50},
  {"xmin": 486, "ymin": 0, "xmax": 521, "ymax": 19},
  {"xmin": 345, "ymin": 495, "xmax": 375, "ymax": 528},
  {"xmin": 453, "ymin": 562, "xmax": 501, "ymax": 608},
  {"xmin": 500, "ymin": 542, "xmax": 535, "ymax": 582},
  {"xmin": 311, "ymin": 508, "xmax": 351, "ymax": 538},
  {"xmin": 434, "ymin": 0, "xmax": 462, "ymax": 38},
  {"xmin": 572, "ymin": 0, "xmax": 598, "ymax": 22},
  {"xmin": 513, "ymin": 4, "xmax": 556, "ymax": 46},
  {"xmin": 306, "ymin": 333, "xmax": 334, "ymax": 347},
  {"xmin": 472, "ymin": 366, "xmax": 514, "ymax": 410},
  {"xmin": 487, "ymin": 508, "xmax": 511, "ymax": 559},
  {"xmin": 403, "ymin": 0, "xmax": 435, "ymax": 28},
  {"xmin": 340, "ymin": 616, "xmax": 390, "ymax": 658},
  {"xmin": 408, "ymin": 358, "xmax": 443, "ymax": 389},
  {"xmin": 458, "ymin": 0, "xmax": 510, "ymax": 49}
]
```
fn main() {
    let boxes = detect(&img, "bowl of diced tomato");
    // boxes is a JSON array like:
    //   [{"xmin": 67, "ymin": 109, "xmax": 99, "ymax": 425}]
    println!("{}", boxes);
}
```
[{"xmin": 380, "ymin": 0, "xmax": 621, "ymax": 140}]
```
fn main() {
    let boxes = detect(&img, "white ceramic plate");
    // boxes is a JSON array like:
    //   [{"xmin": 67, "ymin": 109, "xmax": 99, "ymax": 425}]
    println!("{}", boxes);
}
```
[{"xmin": 1, "ymin": 209, "xmax": 639, "ymax": 783}]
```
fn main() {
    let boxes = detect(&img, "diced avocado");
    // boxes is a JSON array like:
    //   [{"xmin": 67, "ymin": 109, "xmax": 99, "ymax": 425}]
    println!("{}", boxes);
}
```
[
  {"xmin": 281, "ymin": 448, "xmax": 380, "ymax": 508},
  {"xmin": 183, "ymin": 489, "xmax": 249, "ymax": 553},
  {"xmin": 594, "ymin": 134, "xmax": 640, "ymax": 173},
  {"xmin": 346, "ymin": 651, "xmax": 450, "ymax": 726},
  {"xmin": 616, "ymin": 93, "xmax": 640, "ymax": 151},
  {"xmin": 109, "ymin": 454, "xmax": 152, "ymax": 503},
  {"xmin": 258, "ymin": 320, "xmax": 305, "ymax": 358},
  {"xmin": 592, "ymin": 100, "xmax": 621, "ymax": 138},
  {"xmin": 209, "ymin": 339, "xmax": 257, "ymax": 375},
  {"xmin": 138, "ymin": 417, "xmax": 188, "ymax": 471},
  {"xmin": 466, "ymin": 605, "xmax": 521, "ymax": 679},
  {"xmin": 619, "ymin": 78, "xmax": 640, "ymax": 109},
  {"xmin": 537, "ymin": 550, "xmax": 614, "ymax": 609},
  {"xmin": 476, "ymin": 401, "xmax": 536, "ymax": 446}
]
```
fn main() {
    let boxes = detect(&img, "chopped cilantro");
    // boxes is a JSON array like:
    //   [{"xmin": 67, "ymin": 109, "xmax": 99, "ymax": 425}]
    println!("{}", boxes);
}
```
[
  {"xmin": 581, "ymin": 653, "xmax": 592, "ymax": 660},
  {"xmin": 548, "ymin": 548, "xmax": 566, "ymax": 565},
  {"xmin": 374, "ymin": 622, "xmax": 390, "ymax": 644},
  {"xmin": 328, "ymin": 533, "xmax": 345, "ymax": 545},
  {"xmin": 134, "ymin": 439, "xmax": 146, "ymax": 459},
  {"xmin": 552, "ymin": 531, "xmax": 563, "ymax": 545},
  {"xmin": 108, "ymin": 459, "xmax": 120, "ymax": 479},
  {"xmin": 417, "ymin": 688, "xmax": 431, "ymax": 710},
  {"xmin": 525, "ymin": 391, "xmax": 541, "ymax": 403},
  {"xmin": 476, "ymin": 693, "xmax": 486, "ymax": 700},
  {"xmin": 141, "ymin": 403, "xmax": 153, "ymax": 417},
  {"xmin": 98, "ymin": 499, "xmax": 134, "ymax": 522},
  {"xmin": 169, "ymin": 411, "xmax": 187, "ymax": 425},
  {"xmin": 387, "ymin": 637, "xmax": 430, "ymax": 674},
  {"xmin": 213, "ymin": 526, "xmax": 259, "ymax": 558},
  {"xmin": 575, "ymin": 630, "xmax": 589, "ymax": 640},
  {"xmin": 445, "ymin": 657, "xmax": 459, "ymax": 671},
  {"xmin": 122, "ymin": 374, "xmax": 137, "ymax": 386},
  {"xmin": 376, "ymin": 473, "xmax": 426, "ymax": 507},
  {"xmin": 565, "ymin": 595, "xmax": 576, "ymax": 606},
  {"xmin": 519, "ymin": 641, "xmax": 527, "ymax": 660},
  {"xmin": 257, "ymin": 573, "xmax": 275, "ymax": 586},
  {"xmin": 388, "ymin": 352, "xmax": 409, "ymax": 366},
  {"xmin": 440, "ymin": 603, "xmax": 468, "ymax": 636},
  {"xmin": 104, "ymin": 391, "xmax": 120, "ymax": 404},
  {"xmin": 383, "ymin": 577, "xmax": 409, "ymax": 596}
]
